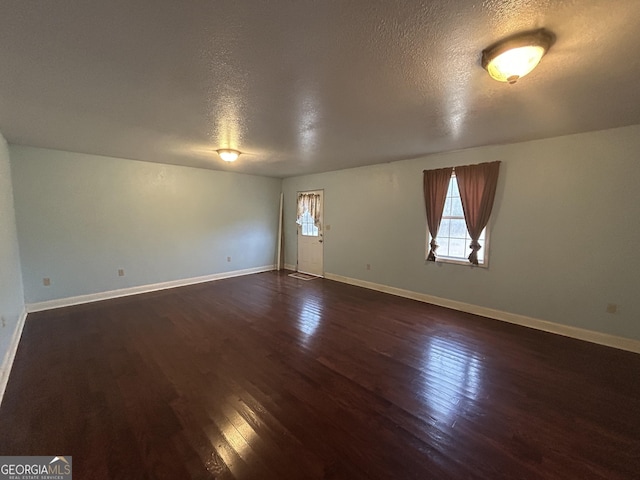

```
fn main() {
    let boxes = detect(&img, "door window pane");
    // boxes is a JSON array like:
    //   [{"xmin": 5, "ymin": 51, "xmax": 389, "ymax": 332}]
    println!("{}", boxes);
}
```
[{"xmin": 298, "ymin": 210, "xmax": 319, "ymax": 237}]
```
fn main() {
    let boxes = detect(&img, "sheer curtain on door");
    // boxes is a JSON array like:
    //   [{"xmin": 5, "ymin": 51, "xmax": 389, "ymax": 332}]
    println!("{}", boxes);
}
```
[{"xmin": 296, "ymin": 193, "xmax": 322, "ymax": 228}]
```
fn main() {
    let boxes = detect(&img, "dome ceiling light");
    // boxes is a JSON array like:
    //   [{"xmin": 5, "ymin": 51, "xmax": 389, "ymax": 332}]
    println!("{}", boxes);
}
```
[
  {"xmin": 217, "ymin": 149, "xmax": 241, "ymax": 162},
  {"xmin": 482, "ymin": 29, "xmax": 555, "ymax": 84}
]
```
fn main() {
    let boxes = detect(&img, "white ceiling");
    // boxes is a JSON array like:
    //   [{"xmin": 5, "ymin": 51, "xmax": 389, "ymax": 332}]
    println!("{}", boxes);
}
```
[{"xmin": 1, "ymin": 1, "xmax": 640, "ymax": 178}]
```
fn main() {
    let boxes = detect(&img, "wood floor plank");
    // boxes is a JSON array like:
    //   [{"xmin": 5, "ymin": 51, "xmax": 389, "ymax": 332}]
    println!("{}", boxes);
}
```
[{"xmin": 1, "ymin": 271, "xmax": 639, "ymax": 479}]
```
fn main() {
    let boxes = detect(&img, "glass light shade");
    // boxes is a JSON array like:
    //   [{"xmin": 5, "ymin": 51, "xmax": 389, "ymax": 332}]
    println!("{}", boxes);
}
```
[
  {"xmin": 486, "ymin": 45, "xmax": 546, "ymax": 84},
  {"xmin": 218, "ymin": 149, "xmax": 240, "ymax": 162},
  {"xmin": 482, "ymin": 29, "xmax": 554, "ymax": 85}
]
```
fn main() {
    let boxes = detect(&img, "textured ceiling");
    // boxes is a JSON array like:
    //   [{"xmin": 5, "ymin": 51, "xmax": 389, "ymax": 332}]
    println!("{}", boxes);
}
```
[{"xmin": 1, "ymin": 0, "xmax": 640, "ymax": 178}]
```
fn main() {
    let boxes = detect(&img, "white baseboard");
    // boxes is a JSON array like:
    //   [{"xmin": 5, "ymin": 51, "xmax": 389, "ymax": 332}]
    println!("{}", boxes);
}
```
[
  {"xmin": 324, "ymin": 272, "xmax": 640, "ymax": 355},
  {"xmin": 27, "ymin": 265, "xmax": 276, "ymax": 313},
  {"xmin": 284, "ymin": 263, "xmax": 296, "ymax": 271},
  {"xmin": 0, "ymin": 308, "xmax": 28, "ymax": 408}
]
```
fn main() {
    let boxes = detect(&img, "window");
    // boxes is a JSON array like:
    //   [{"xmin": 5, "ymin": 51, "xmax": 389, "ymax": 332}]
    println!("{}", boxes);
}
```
[
  {"xmin": 298, "ymin": 209, "xmax": 319, "ymax": 236},
  {"xmin": 428, "ymin": 174, "xmax": 488, "ymax": 265},
  {"xmin": 296, "ymin": 192, "xmax": 321, "ymax": 237}
]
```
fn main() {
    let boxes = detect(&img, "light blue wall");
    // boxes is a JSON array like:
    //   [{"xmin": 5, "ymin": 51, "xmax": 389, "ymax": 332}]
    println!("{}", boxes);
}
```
[
  {"xmin": 0, "ymin": 133, "xmax": 25, "ymax": 370},
  {"xmin": 11, "ymin": 146, "xmax": 282, "ymax": 304},
  {"xmin": 283, "ymin": 125, "xmax": 640, "ymax": 341}
]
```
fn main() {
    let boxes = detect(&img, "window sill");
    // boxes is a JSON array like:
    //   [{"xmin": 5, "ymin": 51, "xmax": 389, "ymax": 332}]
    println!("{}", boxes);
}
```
[{"xmin": 428, "ymin": 256, "xmax": 488, "ymax": 268}]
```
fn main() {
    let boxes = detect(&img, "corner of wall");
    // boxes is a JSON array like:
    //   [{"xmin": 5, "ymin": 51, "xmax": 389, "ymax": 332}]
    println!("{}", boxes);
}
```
[{"xmin": 0, "ymin": 131, "xmax": 27, "ymax": 408}]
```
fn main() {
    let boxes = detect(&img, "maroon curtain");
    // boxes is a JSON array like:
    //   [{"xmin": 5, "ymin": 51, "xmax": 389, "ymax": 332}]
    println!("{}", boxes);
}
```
[
  {"xmin": 423, "ymin": 167, "xmax": 454, "ymax": 261},
  {"xmin": 455, "ymin": 161, "xmax": 501, "ymax": 265}
]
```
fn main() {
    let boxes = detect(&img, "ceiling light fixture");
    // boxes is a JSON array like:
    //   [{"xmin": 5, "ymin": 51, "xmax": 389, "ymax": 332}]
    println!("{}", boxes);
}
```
[
  {"xmin": 217, "ymin": 149, "xmax": 240, "ymax": 162},
  {"xmin": 482, "ymin": 29, "xmax": 554, "ymax": 84}
]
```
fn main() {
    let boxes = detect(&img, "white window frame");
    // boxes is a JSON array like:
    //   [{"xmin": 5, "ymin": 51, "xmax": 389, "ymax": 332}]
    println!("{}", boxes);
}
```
[{"xmin": 426, "ymin": 173, "xmax": 491, "ymax": 268}]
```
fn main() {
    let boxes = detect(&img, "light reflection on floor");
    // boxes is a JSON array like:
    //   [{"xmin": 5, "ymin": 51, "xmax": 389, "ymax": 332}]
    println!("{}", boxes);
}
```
[
  {"xmin": 419, "ymin": 337, "xmax": 483, "ymax": 425},
  {"xmin": 221, "ymin": 417, "xmax": 256, "ymax": 459},
  {"xmin": 208, "ymin": 403, "xmax": 258, "ymax": 472},
  {"xmin": 297, "ymin": 295, "xmax": 323, "ymax": 346}
]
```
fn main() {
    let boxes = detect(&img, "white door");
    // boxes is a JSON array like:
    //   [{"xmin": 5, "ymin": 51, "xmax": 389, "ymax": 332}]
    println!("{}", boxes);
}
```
[{"xmin": 296, "ymin": 190, "xmax": 324, "ymax": 276}]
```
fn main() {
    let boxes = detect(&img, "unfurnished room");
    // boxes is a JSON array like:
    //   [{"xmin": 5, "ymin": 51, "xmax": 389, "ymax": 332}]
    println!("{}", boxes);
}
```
[{"xmin": 0, "ymin": 1, "xmax": 639, "ymax": 479}]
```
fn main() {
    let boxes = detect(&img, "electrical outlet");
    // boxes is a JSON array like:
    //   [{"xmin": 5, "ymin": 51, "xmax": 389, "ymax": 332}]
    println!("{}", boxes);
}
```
[
  {"xmin": 606, "ymin": 303, "xmax": 618, "ymax": 314},
  {"xmin": 43, "ymin": 277, "xmax": 51, "ymax": 286},
  {"xmin": 325, "ymin": 224, "xmax": 331, "ymax": 231},
  {"xmin": 118, "ymin": 269, "xmax": 125, "ymax": 277},
  {"xmin": 1, "ymin": 316, "xmax": 5, "ymax": 328},
  {"xmin": 227, "ymin": 256, "xmax": 231, "ymax": 262},
  {"xmin": 366, "ymin": 264, "xmax": 371, "ymax": 270}
]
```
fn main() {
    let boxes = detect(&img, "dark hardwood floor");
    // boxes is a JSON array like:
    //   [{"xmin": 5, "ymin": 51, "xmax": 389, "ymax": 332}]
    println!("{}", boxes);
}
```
[{"xmin": 1, "ymin": 271, "xmax": 639, "ymax": 479}]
